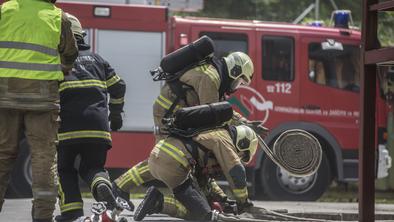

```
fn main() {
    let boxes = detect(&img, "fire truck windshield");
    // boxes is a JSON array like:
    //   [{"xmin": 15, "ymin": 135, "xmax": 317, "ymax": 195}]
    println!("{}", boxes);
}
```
[{"xmin": 308, "ymin": 42, "xmax": 360, "ymax": 92}]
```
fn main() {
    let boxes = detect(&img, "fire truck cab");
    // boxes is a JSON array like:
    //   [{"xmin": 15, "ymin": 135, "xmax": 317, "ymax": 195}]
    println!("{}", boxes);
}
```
[{"xmin": 5, "ymin": 1, "xmax": 391, "ymax": 201}]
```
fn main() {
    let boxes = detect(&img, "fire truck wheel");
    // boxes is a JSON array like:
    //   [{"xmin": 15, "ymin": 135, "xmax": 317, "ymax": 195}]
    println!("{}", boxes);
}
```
[
  {"xmin": 5, "ymin": 137, "xmax": 33, "ymax": 198},
  {"xmin": 260, "ymin": 152, "xmax": 332, "ymax": 201}
]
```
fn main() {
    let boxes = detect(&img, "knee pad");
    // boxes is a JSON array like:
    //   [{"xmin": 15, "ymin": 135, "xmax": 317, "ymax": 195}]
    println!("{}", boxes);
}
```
[{"xmin": 173, "ymin": 178, "xmax": 211, "ymax": 220}]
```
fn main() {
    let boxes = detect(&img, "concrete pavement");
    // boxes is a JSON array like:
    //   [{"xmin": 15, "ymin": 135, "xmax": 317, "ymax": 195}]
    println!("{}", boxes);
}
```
[{"xmin": 1, "ymin": 198, "xmax": 394, "ymax": 221}]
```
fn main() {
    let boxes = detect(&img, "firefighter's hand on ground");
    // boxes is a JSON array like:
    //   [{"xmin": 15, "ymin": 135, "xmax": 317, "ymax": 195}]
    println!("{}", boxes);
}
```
[
  {"xmin": 109, "ymin": 113, "xmax": 123, "ymax": 131},
  {"xmin": 237, "ymin": 198, "xmax": 253, "ymax": 214},
  {"xmin": 246, "ymin": 121, "xmax": 269, "ymax": 138},
  {"xmin": 220, "ymin": 197, "xmax": 238, "ymax": 215}
]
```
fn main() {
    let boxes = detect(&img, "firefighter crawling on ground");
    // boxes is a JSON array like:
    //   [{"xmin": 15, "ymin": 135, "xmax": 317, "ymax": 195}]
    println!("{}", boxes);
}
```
[
  {"xmin": 132, "ymin": 102, "xmax": 259, "ymax": 221},
  {"xmin": 111, "ymin": 36, "xmax": 269, "ymax": 209}
]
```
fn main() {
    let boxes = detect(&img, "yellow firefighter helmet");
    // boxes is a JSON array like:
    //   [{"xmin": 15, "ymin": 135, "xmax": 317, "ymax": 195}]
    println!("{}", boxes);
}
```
[
  {"xmin": 234, "ymin": 125, "xmax": 258, "ymax": 164},
  {"xmin": 223, "ymin": 52, "xmax": 254, "ymax": 91}
]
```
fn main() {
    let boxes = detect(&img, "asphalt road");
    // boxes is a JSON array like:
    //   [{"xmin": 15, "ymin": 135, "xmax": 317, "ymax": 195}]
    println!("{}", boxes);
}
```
[{"xmin": 1, "ymin": 198, "xmax": 394, "ymax": 221}]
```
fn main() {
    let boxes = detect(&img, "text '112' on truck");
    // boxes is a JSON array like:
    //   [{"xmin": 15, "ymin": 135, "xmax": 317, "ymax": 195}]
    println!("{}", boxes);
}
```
[{"xmin": 6, "ymin": 1, "xmax": 392, "ymax": 201}]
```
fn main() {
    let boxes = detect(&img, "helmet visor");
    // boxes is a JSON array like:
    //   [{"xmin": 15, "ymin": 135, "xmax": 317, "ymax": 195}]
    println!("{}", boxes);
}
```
[{"xmin": 236, "ymin": 137, "xmax": 252, "ymax": 152}]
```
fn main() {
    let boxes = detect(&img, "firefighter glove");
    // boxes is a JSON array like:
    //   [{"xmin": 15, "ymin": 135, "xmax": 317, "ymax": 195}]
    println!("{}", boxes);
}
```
[
  {"xmin": 220, "ymin": 197, "xmax": 238, "ymax": 215},
  {"xmin": 109, "ymin": 113, "xmax": 123, "ymax": 131},
  {"xmin": 236, "ymin": 198, "xmax": 253, "ymax": 214},
  {"xmin": 246, "ymin": 121, "xmax": 269, "ymax": 138}
]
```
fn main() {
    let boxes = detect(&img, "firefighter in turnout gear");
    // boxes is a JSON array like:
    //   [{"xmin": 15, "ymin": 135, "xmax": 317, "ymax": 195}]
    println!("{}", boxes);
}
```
[
  {"xmin": 0, "ymin": 0, "xmax": 78, "ymax": 221},
  {"xmin": 133, "ymin": 125, "xmax": 258, "ymax": 221},
  {"xmin": 113, "ymin": 50, "xmax": 267, "ymax": 207},
  {"xmin": 55, "ymin": 14, "xmax": 126, "ymax": 222}
]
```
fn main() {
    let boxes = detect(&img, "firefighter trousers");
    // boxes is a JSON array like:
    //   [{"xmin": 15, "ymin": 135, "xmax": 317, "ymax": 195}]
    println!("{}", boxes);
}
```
[
  {"xmin": 0, "ymin": 108, "xmax": 58, "ymax": 220},
  {"xmin": 114, "ymin": 159, "xmax": 154, "ymax": 193},
  {"xmin": 57, "ymin": 142, "xmax": 111, "ymax": 216}
]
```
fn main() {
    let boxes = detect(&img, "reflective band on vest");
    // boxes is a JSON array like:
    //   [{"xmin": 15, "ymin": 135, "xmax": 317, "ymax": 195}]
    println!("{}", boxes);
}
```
[
  {"xmin": 58, "ymin": 130, "xmax": 112, "ymax": 141},
  {"xmin": 0, "ymin": 0, "xmax": 63, "ymax": 81},
  {"xmin": 59, "ymin": 79, "xmax": 107, "ymax": 92},
  {"xmin": 0, "ymin": 61, "xmax": 61, "ymax": 71},
  {"xmin": 0, "ymin": 41, "xmax": 58, "ymax": 56}
]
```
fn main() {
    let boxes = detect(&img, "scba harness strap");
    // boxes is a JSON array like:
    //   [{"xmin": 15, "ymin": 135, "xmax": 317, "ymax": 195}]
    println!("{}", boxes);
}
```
[
  {"xmin": 180, "ymin": 137, "xmax": 214, "ymax": 181},
  {"xmin": 163, "ymin": 80, "xmax": 192, "ymax": 120}
]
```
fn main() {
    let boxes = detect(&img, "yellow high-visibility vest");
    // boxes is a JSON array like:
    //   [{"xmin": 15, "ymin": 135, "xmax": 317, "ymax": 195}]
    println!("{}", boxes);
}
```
[{"xmin": 0, "ymin": 0, "xmax": 63, "ymax": 80}]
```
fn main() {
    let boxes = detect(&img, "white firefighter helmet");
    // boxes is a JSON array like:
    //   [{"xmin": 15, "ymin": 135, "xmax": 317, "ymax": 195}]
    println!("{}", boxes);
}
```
[
  {"xmin": 223, "ymin": 52, "xmax": 254, "ymax": 91},
  {"xmin": 65, "ymin": 13, "xmax": 84, "ymax": 38},
  {"xmin": 234, "ymin": 125, "xmax": 258, "ymax": 164}
]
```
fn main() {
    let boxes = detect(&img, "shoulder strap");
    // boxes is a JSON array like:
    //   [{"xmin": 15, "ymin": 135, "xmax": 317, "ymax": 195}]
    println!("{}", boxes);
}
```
[
  {"xmin": 183, "ymin": 138, "xmax": 200, "ymax": 164},
  {"xmin": 163, "ymin": 81, "xmax": 192, "ymax": 119},
  {"xmin": 184, "ymin": 138, "xmax": 210, "ymax": 158},
  {"xmin": 182, "ymin": 138, "xmax": 214, "ymax": 184}
]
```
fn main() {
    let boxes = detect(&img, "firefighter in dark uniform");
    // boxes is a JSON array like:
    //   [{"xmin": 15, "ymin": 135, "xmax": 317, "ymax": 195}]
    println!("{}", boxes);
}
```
[{"xmin": 55, "ymin": 14, "xmax": 126, "ymax": 222}]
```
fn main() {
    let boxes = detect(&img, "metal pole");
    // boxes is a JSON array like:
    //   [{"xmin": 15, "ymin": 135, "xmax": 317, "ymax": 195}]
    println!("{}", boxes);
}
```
[
  {"xmin": 328, "ymin": 0, "xmax": 339, "ymax": 10},
  {"xmin": 360, "ymin": 0, "xmax": 379, "ymax": 221},
  {"xmin": 315, "ymin": 0, "xmax": 319, "ymax": 20},
  {"xmin": 293, "ymin": 3, "xmax": 315, "ymax": 24}
]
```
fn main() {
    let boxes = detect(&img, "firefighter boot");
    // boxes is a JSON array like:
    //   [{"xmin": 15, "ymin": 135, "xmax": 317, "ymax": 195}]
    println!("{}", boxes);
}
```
[
  {"xmin": 133, "ymin": 186, "xmax": 163, "ymax": 221},
  {"xmin": 96, "ymin": 183, "xmax": 117, "ymax": 211},
  {"xmin": 112, "ymin": 182, "xmax": 135, "ymax": 211}
]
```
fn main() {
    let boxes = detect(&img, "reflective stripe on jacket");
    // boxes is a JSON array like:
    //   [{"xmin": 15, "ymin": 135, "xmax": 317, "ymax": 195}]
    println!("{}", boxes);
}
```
[
  {"xmin": 0, "ymin": 0, "xmax": 63, "ymax": 81},
  {"xmin": 58, "ymin": 50, "xmax": 126, "ymax": 147}
]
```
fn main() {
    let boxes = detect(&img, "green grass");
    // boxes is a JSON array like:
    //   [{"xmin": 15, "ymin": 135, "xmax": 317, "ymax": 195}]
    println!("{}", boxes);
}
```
[{"xmin": 319, "ymin": 182, "xmax": 394, "ymax": 204}]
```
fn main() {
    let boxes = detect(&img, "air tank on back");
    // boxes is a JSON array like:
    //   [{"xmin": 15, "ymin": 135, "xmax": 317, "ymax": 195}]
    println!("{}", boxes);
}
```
[{"xmin": 160, "ymin": 35, "xmax": 215, "ymax": 74}]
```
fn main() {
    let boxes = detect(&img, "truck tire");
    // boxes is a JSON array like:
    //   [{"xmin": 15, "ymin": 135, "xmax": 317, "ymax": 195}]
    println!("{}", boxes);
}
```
[
  {"xmin": 5, "ymin": 137, "xmax": 32, "ymax": 198},
  {"xmin": 260, "ymin": 152, "xmax": 332, "ymax": 201}
]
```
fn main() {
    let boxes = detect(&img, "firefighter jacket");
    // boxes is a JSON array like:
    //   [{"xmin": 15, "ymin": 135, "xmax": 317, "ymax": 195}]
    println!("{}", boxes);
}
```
[
  {"xmin": 153, "ymin": 63, "xmax": 246, "ymax": 135},
  {"xmin": 0, "ymin": 0, "xmax": 78, "ymax": 110},
  {"xmin": 58, "ymin": 50, "xmax": 126, "ymax": 147},
  {"xmin": 148, "ymin": 127, "xmax": 249, "ymax": 204}
]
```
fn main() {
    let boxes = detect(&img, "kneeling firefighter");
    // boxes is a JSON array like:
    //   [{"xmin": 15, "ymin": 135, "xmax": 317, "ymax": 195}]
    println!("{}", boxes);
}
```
[
  {"xmin": 112, "ymin": 36, "xmax": 268, "ymax": 207},
  {"xmin": 133, "ymin": 102, "xmax": 259, "ymax": 221},
  {"xmin": 56, "ymin": 14, "xmax": 127, "ymax": 221}
]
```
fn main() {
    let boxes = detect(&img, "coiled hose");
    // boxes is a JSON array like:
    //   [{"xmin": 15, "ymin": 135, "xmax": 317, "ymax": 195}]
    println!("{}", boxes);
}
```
[{"xmin": 258, "ymin": 129, "xmax": 322, "ymax": 177}]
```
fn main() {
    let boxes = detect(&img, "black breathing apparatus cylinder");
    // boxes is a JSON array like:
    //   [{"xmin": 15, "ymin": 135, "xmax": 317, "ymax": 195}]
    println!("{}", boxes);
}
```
[
  {"xmin": 171, "ymin": 101, "xmax": 233, "ymax": 131},
  {"xmin": 151, "ymin": 35, "xmax": 215, "ymax": 81}
]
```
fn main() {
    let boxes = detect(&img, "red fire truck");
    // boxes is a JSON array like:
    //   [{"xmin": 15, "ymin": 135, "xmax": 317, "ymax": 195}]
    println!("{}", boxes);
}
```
[{"xmin": 5, "ymin": 1, "xmax": 391, "ymax": 201}]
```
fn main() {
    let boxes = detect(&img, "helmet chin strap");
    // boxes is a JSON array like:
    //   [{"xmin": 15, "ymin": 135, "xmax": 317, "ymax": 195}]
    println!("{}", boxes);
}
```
[{"xmin": 212, "ymin": 57, "xmax": 232, "ymax": 97}]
